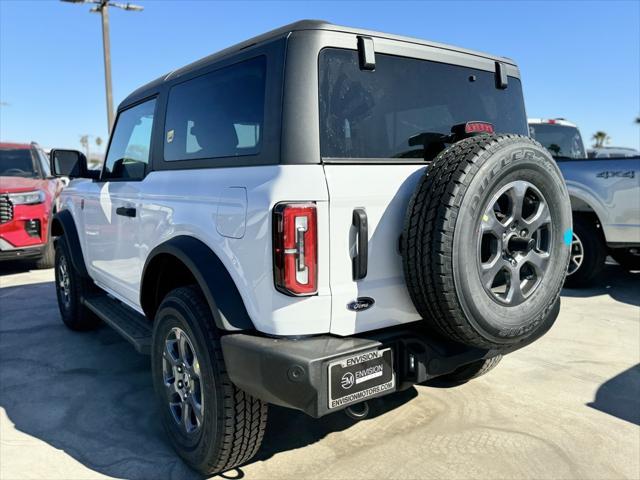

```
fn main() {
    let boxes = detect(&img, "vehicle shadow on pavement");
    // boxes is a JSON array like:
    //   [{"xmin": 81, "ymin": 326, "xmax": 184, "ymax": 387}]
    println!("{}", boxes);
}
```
[
  {"xmin": 0, "ymin": 260, "xmax": 37, "ymax": 277},
  {"xmin": 587, "ymin": 363, "xmax": 640, "ymax": 426},
  {"xmin": 561, "ymin": 263, "xmax": 639, "ymax": 307},
  {"xmin": 0, "ymin": 280, "xmax": 418, "ymax": 480}
]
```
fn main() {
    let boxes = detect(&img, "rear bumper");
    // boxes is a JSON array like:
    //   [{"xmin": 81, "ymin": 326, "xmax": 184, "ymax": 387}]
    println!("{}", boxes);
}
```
[{"xmin": 221, "ymin": 325, "xmax": 499, "ymax": 418}]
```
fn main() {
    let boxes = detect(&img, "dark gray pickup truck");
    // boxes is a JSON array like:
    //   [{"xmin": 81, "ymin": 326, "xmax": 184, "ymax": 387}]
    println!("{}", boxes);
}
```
[{"xmin": 529, "ymin": 119, "xmax": 640, "ymax": 286}]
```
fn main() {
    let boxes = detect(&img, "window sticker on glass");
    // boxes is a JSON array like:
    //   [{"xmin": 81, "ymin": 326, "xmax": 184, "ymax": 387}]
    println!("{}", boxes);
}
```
[{"xmin": 167, "ymin": 129, "xmax": 175, "ymax": 143}]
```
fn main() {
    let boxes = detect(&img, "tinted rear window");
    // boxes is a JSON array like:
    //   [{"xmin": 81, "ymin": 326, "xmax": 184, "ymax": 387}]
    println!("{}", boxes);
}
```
[
  {"xmin": 0, "ymin": 149, "xmax": 39, "ymax": 177},
  {"xmin": 528, "ymin": 124, "xmax": 586, "ymax": 159},
  {"xmin": 164, "ymin": 56, "xmax": 266, "ymax": 162},
  {"xmin": 319, "ymin": 49, "xmax": 528, "ymax": 159}
]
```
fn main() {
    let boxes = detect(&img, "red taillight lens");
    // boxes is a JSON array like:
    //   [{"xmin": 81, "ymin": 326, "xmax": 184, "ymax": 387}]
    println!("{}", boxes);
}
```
[
  {"xmin": 465, "ymin": 121, "xmax": 494, "ymax": 134},
  {"xmin": 273, "ymin": 203, "xmax": 317, "ymax": 296}
]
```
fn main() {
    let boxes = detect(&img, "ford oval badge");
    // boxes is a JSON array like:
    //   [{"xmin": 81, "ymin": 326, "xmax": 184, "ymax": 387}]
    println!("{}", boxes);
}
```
[{"xmin": 347, "ymin": 297, "xmax": 375, "ymax": 312}]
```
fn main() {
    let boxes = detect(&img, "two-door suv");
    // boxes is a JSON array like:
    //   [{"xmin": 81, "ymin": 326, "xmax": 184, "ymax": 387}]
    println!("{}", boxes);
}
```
[{"xmin": 49, "ymin": 21, "xmax": 572, "ymax": 475}]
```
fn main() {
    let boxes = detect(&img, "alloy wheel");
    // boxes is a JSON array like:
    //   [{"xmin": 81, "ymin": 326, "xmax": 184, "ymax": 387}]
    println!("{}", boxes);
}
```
[
  {"xmin": 162, "ymin": 327, "xmax": 204, "ymax": 434},
  {"xmin": 477, "ymin": 180, "xmax": 553, "ymax": 306},
  {"xmin": 567, "ymin": 233, "xmax": 584, "ymax": 276},
  {"xmin": 57, "ymin": 254, "xmax": 71, "ymax": 309}
]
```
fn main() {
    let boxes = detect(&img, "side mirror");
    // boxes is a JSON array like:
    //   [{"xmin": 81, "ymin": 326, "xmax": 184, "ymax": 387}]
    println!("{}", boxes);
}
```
[{"xmin": 50, "ymin": 149, "xmax": 99, "ymax": 179}]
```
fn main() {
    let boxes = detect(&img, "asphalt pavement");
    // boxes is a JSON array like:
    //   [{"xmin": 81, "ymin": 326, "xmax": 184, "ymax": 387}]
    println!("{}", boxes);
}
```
[{"xmin": 0, "ymin": 261, "xmax": 638, "ymax": 480}]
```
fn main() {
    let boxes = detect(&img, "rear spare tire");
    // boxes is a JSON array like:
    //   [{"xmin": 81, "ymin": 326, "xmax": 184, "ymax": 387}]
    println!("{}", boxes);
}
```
[{"xmin": 402, "ymin": 134, "xmax": 571, "ymax": 349}]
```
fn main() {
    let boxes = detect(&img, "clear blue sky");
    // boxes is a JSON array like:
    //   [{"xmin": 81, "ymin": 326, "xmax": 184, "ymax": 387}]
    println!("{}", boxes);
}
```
[{"xmin": 1, "ymin": 0, "xmax": 638, "ymax": 153}]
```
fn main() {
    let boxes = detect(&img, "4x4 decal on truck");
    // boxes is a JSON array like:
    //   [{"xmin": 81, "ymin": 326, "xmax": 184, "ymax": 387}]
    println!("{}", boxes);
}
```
[{"xmin": 596, "ymin": 170, "xmax": 635, "ymax": 179}]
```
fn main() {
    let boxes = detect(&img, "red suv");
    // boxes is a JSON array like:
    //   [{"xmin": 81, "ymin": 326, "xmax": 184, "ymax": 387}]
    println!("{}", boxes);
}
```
[{"xmin": 0, "ymin": 142, "xmax": 63, "ymax": 268}]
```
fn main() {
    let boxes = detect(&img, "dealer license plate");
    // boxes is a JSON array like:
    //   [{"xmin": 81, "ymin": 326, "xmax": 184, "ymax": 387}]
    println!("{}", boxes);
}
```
[{"xmin": 328, "ymin": 348, "xmax": 395, "ymax": 410}]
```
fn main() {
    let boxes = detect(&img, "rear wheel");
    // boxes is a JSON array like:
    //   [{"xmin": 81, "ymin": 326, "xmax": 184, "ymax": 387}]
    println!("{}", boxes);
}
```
[
  {"xmin": 403, "ymin": 135, "xmax": 571, "ymax": 349},
  {"xmin": 564, "ymin": 216, "xmax": 606, "ymax": 288},
  {"xmin": 151, "ymin": 286, "xmax": 267, "ymax": 476}
]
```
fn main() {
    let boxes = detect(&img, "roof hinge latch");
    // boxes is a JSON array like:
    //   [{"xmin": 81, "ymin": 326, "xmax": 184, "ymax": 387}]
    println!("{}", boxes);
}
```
[
  {"xmin": 357, "ymin": 36, "xmax": 376, "ymax": 71},
  {"xmin": 495, "ymin": 61, "xmax": 508, "ymax": 89}
]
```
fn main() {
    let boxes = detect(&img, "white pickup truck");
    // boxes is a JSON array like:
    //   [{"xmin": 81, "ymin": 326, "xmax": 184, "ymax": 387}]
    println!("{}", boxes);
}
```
[
  {"xmin": 529, "ymin": 118, "xmax": 640, "ymax": 286},
  {"xmin": 48, "ymin": 21, "xmax": 572, "ymax": 476}
]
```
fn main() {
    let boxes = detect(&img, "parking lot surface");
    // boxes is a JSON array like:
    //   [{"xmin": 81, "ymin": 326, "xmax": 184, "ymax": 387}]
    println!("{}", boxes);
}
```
[{"xmin": 0, "ymin": 262, "xmax": 638, "ymax": 480}]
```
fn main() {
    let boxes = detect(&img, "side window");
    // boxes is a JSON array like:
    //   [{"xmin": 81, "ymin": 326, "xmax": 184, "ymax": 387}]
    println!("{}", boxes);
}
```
[
  {"xmin": 164, "ymin": 56, "xmax": 266, "ymax": 161},
  {"xmin": 103, "ymin": 99, "xmax": 156, "ymax": 180}
]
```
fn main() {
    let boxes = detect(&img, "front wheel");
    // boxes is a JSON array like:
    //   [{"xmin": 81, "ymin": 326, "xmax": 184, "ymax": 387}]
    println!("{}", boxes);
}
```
[
  {"xmin": 151, "ymin": 286, "xmax": 267, "ymax": 476},
  {"xmin": 34, "ymin": 239, "xmax": 55, "ymax": 269},
  {"xmin": 54, "ymin": 237, "xmax": 100, "ymax": 330}
]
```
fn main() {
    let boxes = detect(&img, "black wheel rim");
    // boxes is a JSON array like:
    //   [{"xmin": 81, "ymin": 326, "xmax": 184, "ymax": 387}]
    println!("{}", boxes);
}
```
[
  {"xmin": 567, "ymin": 233, "xmax": 584, "ymax": 276},
  {"xmin": 57, "ymin": 254, "xmax": 71, "ymax": 309},
  {"xmin": 162, "ymin": 327, "xmax": 204, "ymax": 435},
  {"xmin": 477, "ymin": 180, "xmax": 553, "ymax": 306}
]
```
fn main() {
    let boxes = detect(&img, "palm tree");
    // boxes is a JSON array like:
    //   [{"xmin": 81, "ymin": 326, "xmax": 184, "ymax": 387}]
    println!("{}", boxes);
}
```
[
  {"xmin": 95, "ymin": 136, "xmax": 103, "ymax": 149},
  {"xmin": 591, "ymin": 131, "xmax": 610, "ymax": 148},
  {"xmin": 636, "ymin": 116, "xmax": 640, "ymax": 125},
  {"xmin": 79, "ymin": 134, "xmax": 90, "ymax": 158}
]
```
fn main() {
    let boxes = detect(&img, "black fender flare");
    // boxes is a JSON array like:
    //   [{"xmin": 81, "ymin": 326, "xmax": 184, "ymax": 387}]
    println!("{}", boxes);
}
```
[
  {"xmin": 50, "ymin": 210, "xmax": 90, "ymax": 278},
  {"xmin": 140, "ymin": 236, "xmax": 254, "ymax": 331}
]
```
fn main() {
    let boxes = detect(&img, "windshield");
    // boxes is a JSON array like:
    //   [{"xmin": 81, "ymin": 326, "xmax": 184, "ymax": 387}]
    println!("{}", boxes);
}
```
[
  {"xmin": 528, "ymin": 124, "xmax": 586, "ymax": 159},
  {"xmin": 0, "ymin": 148, "xmax": 39, "ymax": 177},
  {"xmin": 319, "ymin": 48, "xmax": 528, "ymax": 160}
]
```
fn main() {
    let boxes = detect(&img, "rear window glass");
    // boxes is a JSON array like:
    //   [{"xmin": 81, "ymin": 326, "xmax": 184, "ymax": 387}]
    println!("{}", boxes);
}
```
[
  {"xmin": 164, "ymin": 56, "xmax": 266, "ymax": 161},
  {"xmin": 0, "ymin": 149, "xmax": 39, "ymax": 177},
  {"xmin": 319, "ymin": 49, "xmax": 528, "ymax": 159},
  {"xmin": 528, "ymin": 124, "xmax": 586, "ymax": 159}
]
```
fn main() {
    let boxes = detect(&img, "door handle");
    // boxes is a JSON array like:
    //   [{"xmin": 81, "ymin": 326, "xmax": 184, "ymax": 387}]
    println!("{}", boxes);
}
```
[
  {"xmin": 352, "ymin": 208, "xmax": 368, "ymax": 280},
  {"xmin": 116, "ymin": 206, "xmax": 136, "ymax": 218}
]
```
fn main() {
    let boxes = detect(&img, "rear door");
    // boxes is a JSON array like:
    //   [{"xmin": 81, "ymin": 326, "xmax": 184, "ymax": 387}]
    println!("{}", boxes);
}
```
[{"xmin": 319, "ymin": 48, "xmax": 529, "ymax": 335}]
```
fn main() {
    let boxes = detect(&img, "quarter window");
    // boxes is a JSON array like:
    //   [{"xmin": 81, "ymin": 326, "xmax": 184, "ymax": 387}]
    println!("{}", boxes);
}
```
[
  {"xmin": 163, "ymin": 56, "xmax": 266, "ymax": 162},
  {"xmin": 103, "ymin": 99, "xmax": 156, "ymax": 180}
]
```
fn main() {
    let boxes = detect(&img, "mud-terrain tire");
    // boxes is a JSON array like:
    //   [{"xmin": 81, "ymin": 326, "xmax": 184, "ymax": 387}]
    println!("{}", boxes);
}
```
[
  {"xmin": 428, "ymin": 355, "xmax": 503, "ymax": 387},
  {"xmin": 610, "ymin": 248, "xmax": 640, "ymax": 272},
  {"xmin": 151, "ymin": 286, "xmax": 267, "ymax": 476},
  {"xmin": 564, "ymin": 216, "xmax": 606, "ymax": 288},
  {"xmin": 402, "ymin": 134, "xmax": 572, "ymax": 349},
  {"xmin": 54, "ymin": 237, "xmax": 100, "ymax": 330}
]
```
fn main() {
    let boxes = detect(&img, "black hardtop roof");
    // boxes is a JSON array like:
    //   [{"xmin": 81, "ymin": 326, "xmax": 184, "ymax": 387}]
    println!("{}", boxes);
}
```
[{"xmin": 120, "ymin": 19, "xmax": 515, "ymax": 109}]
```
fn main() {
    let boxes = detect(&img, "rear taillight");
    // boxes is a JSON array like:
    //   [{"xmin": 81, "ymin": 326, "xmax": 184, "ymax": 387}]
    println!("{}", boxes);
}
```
[{"xmin": 273, "ymin": 203, "xmax": 317, "ymax": 296}]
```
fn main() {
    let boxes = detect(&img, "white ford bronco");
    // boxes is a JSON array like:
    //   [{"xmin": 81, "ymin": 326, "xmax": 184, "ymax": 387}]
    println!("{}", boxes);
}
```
[{"xmin": 49, "ymin": 21, "xmax": 572, "ymax": 475}]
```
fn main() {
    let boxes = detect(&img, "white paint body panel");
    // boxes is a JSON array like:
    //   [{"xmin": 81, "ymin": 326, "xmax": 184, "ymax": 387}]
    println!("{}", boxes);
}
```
[
  {"xmin": 323, "ymin": 164, "xmax": 425, "ymax": 335},
  {"xmin": 64, "ymin": 166, "xmax": 332, "ymax": 335},
  {"xmin": 61, "ymin": 163, "xmax": 427, "ymax": 336}
]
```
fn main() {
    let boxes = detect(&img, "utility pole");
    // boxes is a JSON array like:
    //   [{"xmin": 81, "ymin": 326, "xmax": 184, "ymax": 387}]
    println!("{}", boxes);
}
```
[
  {"xmin": 100, "ymin": 4, "xmax": 114, "ymax": 131},
  {"xmin": 61, "ymin": 1, "xmax": 143, "ymax": 133}
]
